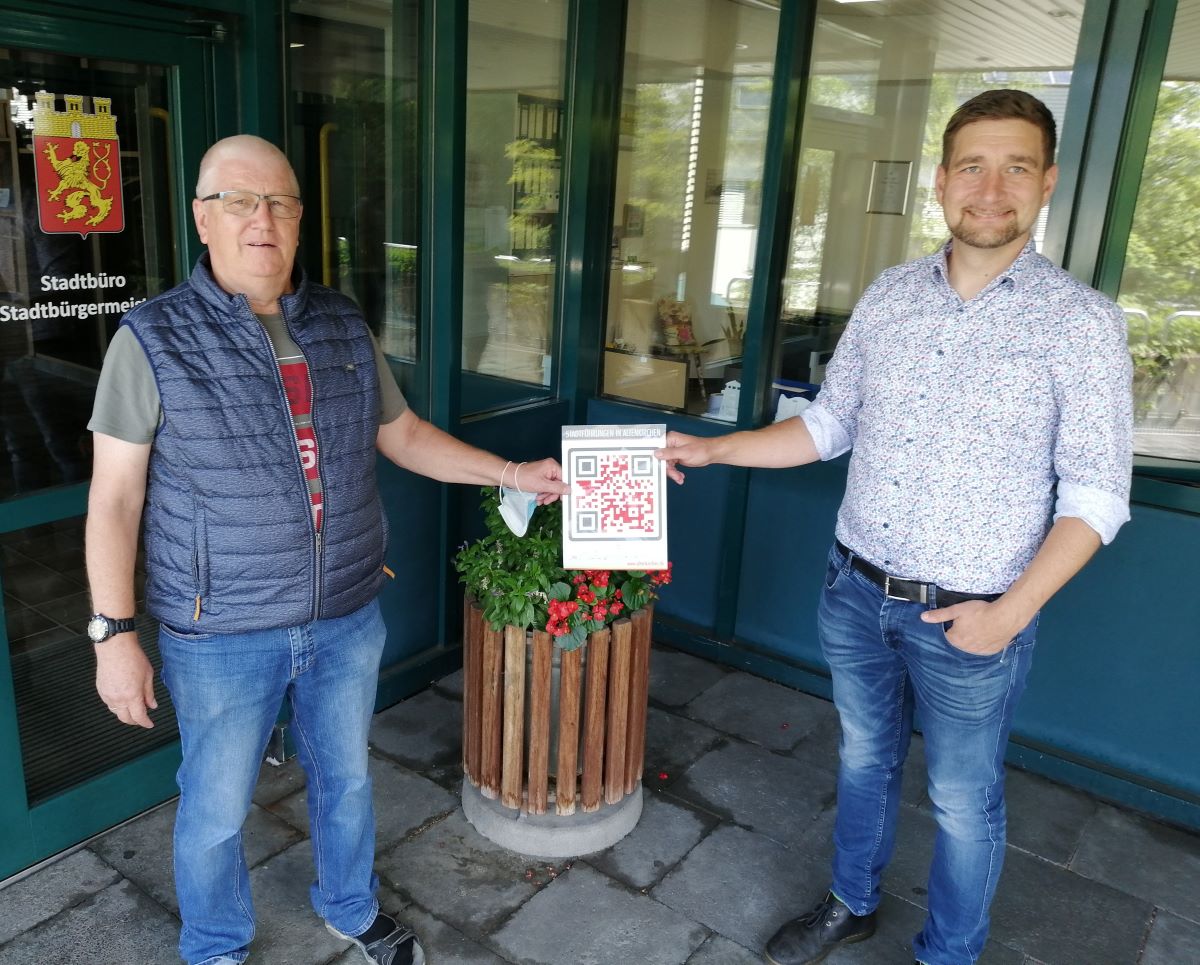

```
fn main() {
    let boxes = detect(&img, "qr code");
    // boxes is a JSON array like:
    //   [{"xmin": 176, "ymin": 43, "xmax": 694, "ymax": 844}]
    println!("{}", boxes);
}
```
[{"xmin": 568, "ymin": 449, "xmax": 660, "ymax": 540}]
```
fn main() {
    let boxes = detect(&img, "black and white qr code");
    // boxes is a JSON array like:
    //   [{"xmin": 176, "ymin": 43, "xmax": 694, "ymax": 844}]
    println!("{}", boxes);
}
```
[{"xmin": 568, "ymin": 449, "xmax": 660, "ymax": 540}]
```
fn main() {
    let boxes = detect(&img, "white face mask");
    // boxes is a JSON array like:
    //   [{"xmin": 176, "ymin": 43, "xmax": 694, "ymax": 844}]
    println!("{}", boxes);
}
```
[{"xmin": 498, "ymin": 486, "xmax": 538, "ymax": 537}]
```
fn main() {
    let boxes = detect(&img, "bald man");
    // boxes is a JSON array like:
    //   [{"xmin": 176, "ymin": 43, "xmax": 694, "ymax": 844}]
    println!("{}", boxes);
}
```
[{"xmin": 86, "ymin": 135, "xmax": 567, "ymax": 965}]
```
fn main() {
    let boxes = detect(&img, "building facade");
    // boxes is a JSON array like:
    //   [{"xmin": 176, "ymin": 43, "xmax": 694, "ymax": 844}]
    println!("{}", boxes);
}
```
[{"xmin": 0, "ymin": 0, "xmax": 1197, "ymax": 879}]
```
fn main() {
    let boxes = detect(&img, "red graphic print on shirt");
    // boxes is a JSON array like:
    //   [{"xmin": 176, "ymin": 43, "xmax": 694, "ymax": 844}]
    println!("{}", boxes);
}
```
[{"xmin": 279, "ymin": 359, "xmax": 323, "ymax": 530}]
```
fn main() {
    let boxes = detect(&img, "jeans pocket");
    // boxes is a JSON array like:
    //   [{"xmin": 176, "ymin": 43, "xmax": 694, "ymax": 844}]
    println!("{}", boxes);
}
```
[
  {"xmin": 160, "ymin": 622, "xmax": 216, "ymax": 642},
  {"xmin": 937, "ymin": 621, "xmax": 1006, "ymax": 662},
  {"xmin": 824, "ymin": 547, "xmax": 846, "ymax": 590}
]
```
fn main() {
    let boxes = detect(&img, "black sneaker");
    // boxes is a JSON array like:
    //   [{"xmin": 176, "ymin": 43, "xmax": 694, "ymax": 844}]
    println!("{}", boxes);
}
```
[
  {"xmin": 763, "ymin": 891, "xmax": 876, "ymax": 965},
  {"xmin": 325, "ymin": 913, "xmax": 425, "ymax": 965}
]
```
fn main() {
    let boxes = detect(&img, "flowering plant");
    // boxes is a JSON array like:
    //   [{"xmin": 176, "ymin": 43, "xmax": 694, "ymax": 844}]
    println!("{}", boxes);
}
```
[
  {"xmin": 455, "ymin": 489, "xmax": 671, "ymax": 651},
  {"xmin": 656, "ymin": 296, "xmax": 697, "ymax": 347}
]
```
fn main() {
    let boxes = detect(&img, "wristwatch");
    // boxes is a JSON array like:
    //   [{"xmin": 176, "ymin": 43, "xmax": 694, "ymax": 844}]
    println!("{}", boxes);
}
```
[{"xmin": 87, "ymin": 613, "xmax": 137, "ymax": 644}]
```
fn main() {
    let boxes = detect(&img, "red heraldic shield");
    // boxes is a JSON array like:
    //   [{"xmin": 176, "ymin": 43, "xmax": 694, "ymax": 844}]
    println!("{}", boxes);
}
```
[{"xmin": 32, "ymin": 91, "xmax": 125, "ymax": 237}]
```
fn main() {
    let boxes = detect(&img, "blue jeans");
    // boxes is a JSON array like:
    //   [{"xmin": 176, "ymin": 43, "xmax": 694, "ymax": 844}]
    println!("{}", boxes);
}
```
[
  {"xmin": 159, "ymin": 599, "xmax": 386, "ymax": 965},
  {"xmin": 817, "ymin": 544, "xmax": 1037, "ymax": 965}
]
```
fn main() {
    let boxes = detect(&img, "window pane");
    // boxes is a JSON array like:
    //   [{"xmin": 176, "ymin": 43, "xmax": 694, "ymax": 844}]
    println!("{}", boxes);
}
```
[
  {"xmin": 601, "ymin": 0, "xmax": 779, "ymax": 418},
  {"xmin": 1, "ymin": 57, "xmax": 177, "ymax": 499},
  {"xmin": 288, "ymin": 3, "xmax": 420, "ymax": 373},
  {"xmin": 771, "ymin": 3, "xmax": 1083, "ymax": 420},
  {"xmin": 1117, "ymin": 0, "xmax": 1200, "ymax": 463},
  {"xmin": 461, "ymin": 0, "xmax": 568, "ymax": 413}
]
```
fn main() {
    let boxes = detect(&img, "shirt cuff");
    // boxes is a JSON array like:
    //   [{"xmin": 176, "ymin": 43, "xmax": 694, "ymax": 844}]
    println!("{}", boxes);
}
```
[
  {"xmin": 1054, "ymin": 479, "xmax": 1131, "ymax": 545},
  {"xmin": 800, "ymin": 402, "xmax": 852, "ymax": 461}
]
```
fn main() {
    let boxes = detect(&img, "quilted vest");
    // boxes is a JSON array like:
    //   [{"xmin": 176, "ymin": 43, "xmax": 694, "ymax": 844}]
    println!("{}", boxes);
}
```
[{"xmin": 125, "ymin": 256, "xmax": 386, "ymax": 633}]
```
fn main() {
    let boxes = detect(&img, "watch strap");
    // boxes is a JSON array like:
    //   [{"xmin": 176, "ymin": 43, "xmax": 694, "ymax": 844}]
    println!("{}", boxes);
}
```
[{"xmin": 109, "ymin": 617, "xmax": 137, "ymax": 635}]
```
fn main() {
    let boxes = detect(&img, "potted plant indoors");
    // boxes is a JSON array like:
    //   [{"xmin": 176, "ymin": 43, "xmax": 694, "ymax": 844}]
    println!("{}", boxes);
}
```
[{"xmin": 454, "ymin": 489, "xmax": 671, "ymax": 855}]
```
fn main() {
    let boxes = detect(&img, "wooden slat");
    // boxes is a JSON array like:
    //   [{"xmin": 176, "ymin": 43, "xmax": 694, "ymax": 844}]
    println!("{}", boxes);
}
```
[
  {"xmin": 555, "ymin": 645, "xmax": 582, "ymax": 815},
  {"xmin": 527, "ymin": 630, "xmax": 553, "ymax": 814},
  {"xmin": 604, "ymin": 619, "xmax": 632, "ymax": 805},
  {"xmin": 625, "ymin": 605, "xmax": 653, "ymax": 793},
  {"xmin": 500, "ymin": 625, "xmax": 527, "ymax": 810},
  {"xmin": 479, "ymin": 623, "xmax": 503, "ymax": 799},
  {"xmin": 580, "ymin": 627, "xmax": 610, "ymax": 813},
  {"xmin": 464, "ymin": 601, "xmax": 484, "ymax": 784}
]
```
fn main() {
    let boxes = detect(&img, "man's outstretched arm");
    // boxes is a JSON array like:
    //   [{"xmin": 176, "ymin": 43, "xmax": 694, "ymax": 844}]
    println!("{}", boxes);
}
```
[
  {"xmin": 86, "ymin": 433, "xmax": 157, "ymax": 728},
  {"xmin": 654, "ymin": 415, "xmax": 822, "ymax": 484}
]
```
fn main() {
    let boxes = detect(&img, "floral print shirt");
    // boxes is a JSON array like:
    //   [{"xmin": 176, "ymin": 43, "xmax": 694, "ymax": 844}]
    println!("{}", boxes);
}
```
[{"xmin": 801, "ymin": 240, "xmax": 1133, "ymax": 594}]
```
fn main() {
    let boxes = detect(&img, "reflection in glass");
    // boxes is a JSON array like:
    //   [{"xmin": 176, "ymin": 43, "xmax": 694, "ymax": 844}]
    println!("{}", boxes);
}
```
[
  {"xmin": 773, "ymin": 3, "xmax": 1083, "ymax": 419},
  {"xmin": 288, "ymin": 5, "xmax": 420, "ymax": 368},
  {"xmin": 461, "ymin": 0, "xmax": 567, "ymax": 411},
  {"xmin": 1117, "ymin": 0, "xmax": 1200, "ymax": 463},
  {"xmin": 0, "ymin": 54, "xmax": 175, "ymax": 500},
  {"xmin": 602, "ymin": 0, "xmax": 779, "ymax": 417}
]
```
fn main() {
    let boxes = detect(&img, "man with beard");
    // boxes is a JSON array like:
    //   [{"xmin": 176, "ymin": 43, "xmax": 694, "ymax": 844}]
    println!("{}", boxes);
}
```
[{"xmin": 655, "ymin": 90, "xmax": 1132, "ymax": 965}]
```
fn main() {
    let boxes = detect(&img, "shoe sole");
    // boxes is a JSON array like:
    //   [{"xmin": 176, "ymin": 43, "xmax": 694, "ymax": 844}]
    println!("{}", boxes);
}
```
[
  {"xmin": 762, "ymin": 926, "xmax": 876, "ymax": 965},
  {"xmin": 324, "ymin": 922, "xmax": 427, "ymax": 965}
]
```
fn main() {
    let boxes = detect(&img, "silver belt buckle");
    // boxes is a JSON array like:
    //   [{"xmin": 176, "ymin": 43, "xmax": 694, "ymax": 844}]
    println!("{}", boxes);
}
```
[{"xmin": 884, "ymin": 575, "xmax": 927, "ymax": 604}]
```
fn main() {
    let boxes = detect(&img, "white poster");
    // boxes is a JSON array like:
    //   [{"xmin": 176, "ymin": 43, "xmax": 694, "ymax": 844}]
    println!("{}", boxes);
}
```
[{"xmin": 561, "ymin": 423, "xmax": 668, "ymax": 570}]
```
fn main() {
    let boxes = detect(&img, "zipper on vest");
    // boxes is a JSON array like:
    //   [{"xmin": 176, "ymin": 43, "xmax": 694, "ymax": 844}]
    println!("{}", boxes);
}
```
[{"xmin": 258, "ymin": 304, "xmax": 326, "ymax": 623}]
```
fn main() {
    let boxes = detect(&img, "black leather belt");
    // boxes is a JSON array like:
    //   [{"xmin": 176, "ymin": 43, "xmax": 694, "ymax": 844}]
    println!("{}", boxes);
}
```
[{"xmin": 836, "ymin": 541, "xmax": 1000, "ymax": 608}]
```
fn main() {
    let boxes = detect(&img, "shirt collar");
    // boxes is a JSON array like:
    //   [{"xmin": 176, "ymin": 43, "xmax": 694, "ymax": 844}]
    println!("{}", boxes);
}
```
[{"xmin": 932, "ymin": 238, "xmax": 1041, "ymax": 292}]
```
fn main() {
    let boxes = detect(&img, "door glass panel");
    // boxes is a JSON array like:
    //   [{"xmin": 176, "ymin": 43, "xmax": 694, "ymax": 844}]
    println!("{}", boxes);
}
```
[
  {"xmin": 461, "ymin": 0, "xmax": 568, "ymax": 414},
  {"xmin": 288, "ymin": 2, "xmax": 421, "ymax": 379},
  {"xmin": 770, "ymin": 2, "xmax": 1083, "ymax": 419},
  {"xmin": 602, "ymin": 0, "xmax": 779, "ymax": 417},
  {"xmin": 1, "ymin": 48, "xmax": 181, "ymax": 804},
  {"xmin": 1116, "ymin": 0, "xmax": 1200, "ymax": 463}
]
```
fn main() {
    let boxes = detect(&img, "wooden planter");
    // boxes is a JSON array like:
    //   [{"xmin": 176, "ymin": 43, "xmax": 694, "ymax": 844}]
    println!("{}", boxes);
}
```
[{"xmin": 462, "ymin": 599, "xmax": 653, "ymax": 816}]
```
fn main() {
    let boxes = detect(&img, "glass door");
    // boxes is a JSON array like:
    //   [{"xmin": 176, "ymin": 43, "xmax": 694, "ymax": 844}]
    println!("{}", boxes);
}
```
[{"xmin": 0, "ymin": 2, "xmax": 216, "ymax": 879}]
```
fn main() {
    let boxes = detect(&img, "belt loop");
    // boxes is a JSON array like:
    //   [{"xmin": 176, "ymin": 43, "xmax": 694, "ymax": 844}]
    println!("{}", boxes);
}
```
[{"xmin": 919, "ymin": 583, "xmax": 928, "ymax": 605}]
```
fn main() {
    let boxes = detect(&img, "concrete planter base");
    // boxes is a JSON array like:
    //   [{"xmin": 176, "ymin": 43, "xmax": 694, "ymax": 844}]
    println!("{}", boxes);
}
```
[{"xmin": 462, "ymin": 778, "xmax": 643, "ymax": 857}]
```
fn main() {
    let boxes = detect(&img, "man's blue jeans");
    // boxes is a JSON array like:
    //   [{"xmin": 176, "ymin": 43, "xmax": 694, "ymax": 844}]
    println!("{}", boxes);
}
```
[
  {"xmin": 158, "ymin": 598, "xmax": 387, "ymax": 965},
  {"xmin": 817, "ymin": 544, "xmax": 1036, "ymax": 965}
]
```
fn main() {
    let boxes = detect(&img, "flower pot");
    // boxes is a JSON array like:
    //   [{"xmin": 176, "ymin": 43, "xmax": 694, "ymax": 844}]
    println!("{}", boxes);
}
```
[{"xmin": 460, "ymin": 599, "xmax": 654, "ymax": 855}]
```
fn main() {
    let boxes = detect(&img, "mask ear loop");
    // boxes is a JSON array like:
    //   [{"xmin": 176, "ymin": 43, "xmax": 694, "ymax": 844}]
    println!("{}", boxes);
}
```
[
  {"xmin": 514, "ymin": 462, "xmax": 528, "ymax": 494},
  {"xmin": 498, "ymin": 460, "xmax": 513, "ymax": 505}
]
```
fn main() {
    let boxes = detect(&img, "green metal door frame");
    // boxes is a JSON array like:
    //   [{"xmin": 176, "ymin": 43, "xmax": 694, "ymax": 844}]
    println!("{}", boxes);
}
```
[{"xmin": 0, "ymin": 0, "xmax": 225, "ymax": 879}]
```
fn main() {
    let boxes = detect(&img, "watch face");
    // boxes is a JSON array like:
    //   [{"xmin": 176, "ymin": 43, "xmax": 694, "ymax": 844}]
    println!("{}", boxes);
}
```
[{"xmin": 87, "ymin": 615, "xmax": 110, "ymax": 643}]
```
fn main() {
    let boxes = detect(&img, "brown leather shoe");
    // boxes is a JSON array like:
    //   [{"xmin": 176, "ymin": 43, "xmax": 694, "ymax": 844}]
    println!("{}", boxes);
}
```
[{"xmin": 763, "ymin": 891, "xmax": 876, "ymax": 965}]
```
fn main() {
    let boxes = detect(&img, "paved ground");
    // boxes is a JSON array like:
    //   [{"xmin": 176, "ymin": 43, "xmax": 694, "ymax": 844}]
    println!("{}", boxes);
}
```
[{"xmin": 2, "ymin": 644, "xmax": 1199, "ymax": 965}]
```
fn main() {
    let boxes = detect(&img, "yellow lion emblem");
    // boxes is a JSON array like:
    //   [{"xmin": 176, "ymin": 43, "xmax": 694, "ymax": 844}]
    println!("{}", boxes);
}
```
[{"xmin": 43, "ymin": 140, "xmax": 114, "ymax": 227}]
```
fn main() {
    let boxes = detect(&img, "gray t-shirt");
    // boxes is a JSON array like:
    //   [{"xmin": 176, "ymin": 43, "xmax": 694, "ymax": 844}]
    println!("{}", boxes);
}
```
[{"xmin": 88, "ymin": 314, "xmax": 408, "ymax": 444}]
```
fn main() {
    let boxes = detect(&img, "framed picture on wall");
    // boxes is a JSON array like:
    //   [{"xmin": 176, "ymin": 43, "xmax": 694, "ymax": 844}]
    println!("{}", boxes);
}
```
[
  {"xmin": 866, "ymin": 159, "xmax": 912, "ymax": 216},
  {"xmin": 623, "ymin": 203, "xmax": 644, "ymax": 238}
]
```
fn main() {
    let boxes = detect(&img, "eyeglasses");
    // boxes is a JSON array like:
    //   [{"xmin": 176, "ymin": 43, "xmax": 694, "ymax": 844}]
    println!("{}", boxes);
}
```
[{"xmin": 200, "ymin": 191, "xmax": 302, "ymax": 219}]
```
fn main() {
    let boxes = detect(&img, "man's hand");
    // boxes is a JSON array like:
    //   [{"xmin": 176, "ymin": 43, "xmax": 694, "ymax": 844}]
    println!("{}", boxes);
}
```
[
  {"xmin": 654, "ymin": 431, "xmax": 715, "ymax": 485},
  {"xmin": 95, "ymin": 634, "xmax": 158, "ymax": 728},
  {"xmin": 512, "ymin": 458, "xmax": 571, "ymax": 505},
  {"xmin": 921, "ymin": 599, "xmax": 1027, "ymax": 656}
]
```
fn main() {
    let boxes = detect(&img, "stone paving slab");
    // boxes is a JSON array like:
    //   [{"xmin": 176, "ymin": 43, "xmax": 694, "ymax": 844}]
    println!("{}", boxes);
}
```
[
  {"xmin": 587, "ymin": 791, "xmax": 716, "ymax": 891},
  {"xmin": 268, "ymin": 753, "xmax": 458, "ymax": 851},
  {"xmin": 984, "ymin": 767, "xmax": 1096, "ymax": 867},
  {"xmin": 1070, "ymin": 802, "xmax": 1200, "ymax": 922},
  {"xmin": 491, "ymin": 862, "xmax": 708, "ymax": 965},
  {"xmin": 0, "ymin": 849, "xmax": 120, "ymax": 945},
  {"xmin": 251, "ymin": 758, "xmax": 308, "ymax": 808},
  {"xmin": 433, "ymin": 668, "xmax": 465, "ymax": 701},
  {"xmin": 682, "ymin": 671, "xmax": 837, "ymax": 751},
  {"xmin": 669, "ymin": 739, "xmax": 836, "ymax": 848},
  {"xmin": 370, "ymin": 688, "xmax": 465, "ymax": 773},
  {"xmin": 248, "ymin": 839, "xmax": 357, "ymax": 964},
  {"xmin": 375, "ymin": 810, "xmax": 545, "ymax": 938},
  {"xmin": 883, "ymin": 804, "xmax": 1153, "ymax": 964},
  {"xmin": 685, "ymin": 933, "xmax": 761, "ymax": 964},
  {"xmin": 652, "ymin": 823, "xmax": 826, "ymax": 951},
  {"xmin": 388, "ymin": 904, "xmax": 505, "ymax": 965},
  {"xmin": 0, "ymin": 879, "xmax": 179, "ymax": 965},
  {"xmin": 1141, "ymin": 908, "xmax": 1200, "ymax": 965},
  {"xmin": 90, "ymin": 799, "xmax": 302, "ymax": 914},
  {"xmin": 649, "ymin": 647, "xmax": 728, "ymax": 708},
  {"xmin": 642, "ymin": 706, "xmax": 724, "ymax": 793}
]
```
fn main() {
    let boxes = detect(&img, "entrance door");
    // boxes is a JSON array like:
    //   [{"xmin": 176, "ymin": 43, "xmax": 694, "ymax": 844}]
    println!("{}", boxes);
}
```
[{"xmin": 0, "ymin": 1, "xmax": 219, "ymax": 879}]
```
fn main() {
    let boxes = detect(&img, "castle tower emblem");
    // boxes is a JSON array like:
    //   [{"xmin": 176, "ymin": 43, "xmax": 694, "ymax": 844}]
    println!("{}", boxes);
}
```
[{"xmin": 32, "ymin": 91, "xmax": 125, "ymax": 237}]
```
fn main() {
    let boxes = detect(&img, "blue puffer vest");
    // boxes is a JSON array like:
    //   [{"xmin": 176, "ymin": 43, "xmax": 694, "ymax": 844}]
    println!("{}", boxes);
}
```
[{"xmin": 125, "ymin": 255, "xmax": 386, "ymax": 633}]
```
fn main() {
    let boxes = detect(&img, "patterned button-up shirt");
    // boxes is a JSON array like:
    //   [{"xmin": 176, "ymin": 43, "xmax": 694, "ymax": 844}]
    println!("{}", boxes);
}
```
[{"xmin": 801, "ymin": 240, "xmax": 1133, "ymax": 594}]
